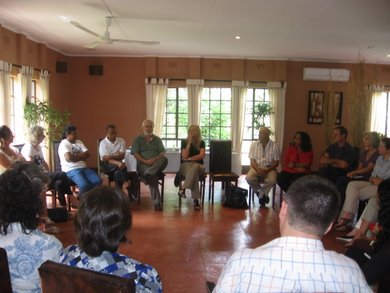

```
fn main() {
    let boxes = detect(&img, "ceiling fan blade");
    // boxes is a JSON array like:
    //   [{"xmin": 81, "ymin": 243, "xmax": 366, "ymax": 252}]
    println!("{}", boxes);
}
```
[
  {"xmin": 84, "ymin": 41, "xmax": 101, "ymax": 49},
  {"xmin": 70, "ymin": 21, "xmax": 100, "ymax": 38},
  {"xmin": 112, "ymin": 39, "xmax": 160, "ymax": 45}
]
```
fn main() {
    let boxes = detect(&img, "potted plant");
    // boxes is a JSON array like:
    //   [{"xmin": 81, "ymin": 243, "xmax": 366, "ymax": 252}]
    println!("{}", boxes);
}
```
[
  {"xmin": 252, "ymin": 102, "xmax": 273, "ymax": 130},
  {"xmin": 24, "ymin": 101, "xmax": 70, "ymax": 142}
]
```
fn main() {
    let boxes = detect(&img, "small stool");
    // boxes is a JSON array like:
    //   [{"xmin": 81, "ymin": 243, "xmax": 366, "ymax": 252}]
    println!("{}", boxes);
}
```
[{"xmin": 208, "ymin": 172, "xmax": 239, "ymax": 204}]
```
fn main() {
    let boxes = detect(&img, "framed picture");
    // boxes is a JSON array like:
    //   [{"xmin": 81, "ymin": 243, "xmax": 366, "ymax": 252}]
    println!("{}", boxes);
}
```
[
  {"xmin": 334, "ymin": 91, "xmax": 343, "ymax": 125},
  {"xmin": 307, "ymin": 91, "xmax": 324, "ymax": 124}
]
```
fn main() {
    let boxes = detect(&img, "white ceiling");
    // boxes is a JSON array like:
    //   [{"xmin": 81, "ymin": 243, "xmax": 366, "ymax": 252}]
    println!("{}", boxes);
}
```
[{"xmin": 1, "ymin": 0, "xmax": 390, "ymax": 64}]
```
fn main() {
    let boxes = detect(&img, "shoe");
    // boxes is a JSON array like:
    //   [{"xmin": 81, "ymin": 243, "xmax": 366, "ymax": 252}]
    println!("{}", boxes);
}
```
[
  {"xmin": 154, "ymin": 203, "xmax": 163, "ymax": 211},
  {"xmin": 194, "ymin": 199, "xmax": 201, "ymax": 210},
  {"xmin": 258, "ymin": 195, "xmax": 269, "ymax": 207},
  {"xmin": 178, "ymin": 189, "xmax": 186, "ymax": 198}
]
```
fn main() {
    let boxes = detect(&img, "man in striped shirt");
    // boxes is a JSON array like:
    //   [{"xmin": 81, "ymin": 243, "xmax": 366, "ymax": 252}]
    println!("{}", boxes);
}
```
[
  {"xmin": 246, "ymin": 127, "xmax": 280, "ymax": 207},
  {"xmin": 214, "ymin": 175, "xmax": 372, "ymax": 293}
]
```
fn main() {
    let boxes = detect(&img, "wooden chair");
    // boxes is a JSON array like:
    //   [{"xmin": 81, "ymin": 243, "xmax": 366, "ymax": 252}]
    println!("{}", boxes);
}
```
[
  {"xmin": 0, "ymin": 247, "xmax": 13, "ymax": 293},
  {"xmin": 13, "ymin": 143, "xmax": 59, "ymax": 209},
  {"xmin": 38, "ymin": 260, "xmax": 135, "ymax": 293},
  {"xmin": 208, "ymin": 140, "xmax": 239, "ymax": 205},
  {"xmin": 97, "ymin": 138, "xmax": 117, "ymax": 187},
  {"xmin": 51, "ymin": 140, "xmax": 77, "ymax": 211},
  {"xmin": 248, "ymin": 183, "xmax": 279, "ymax": 208},
  {"xmin": 177, "ymin": 172, "xmax": 207, "ymax": 205},
  {"xmin": 136, "ymin": 172, "xmax": 165, "ymax": 205}
]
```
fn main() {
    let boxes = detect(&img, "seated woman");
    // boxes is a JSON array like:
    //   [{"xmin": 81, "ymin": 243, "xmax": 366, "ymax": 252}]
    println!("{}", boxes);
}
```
[
  {"xmin": 276, "ymin": 131, "xmax": 313, "ymax": 192},
  {"xmin": 335, "ymin": 137, "xmax": 390, "ymax": 231},
  {"xmin": 0, "ymin": 162, "xmax": 63, "ymax": 293},
  {"xmin": 177, "ymin": 125, "xmax": 206, "ymax": 210},
  {"xmin": 0, "ymin": 125, "xmax": 25, "ymax": 174},
  {"xmin": 335, "ymin": 131, "xmax": 379, "ymax": 206},
  {"xmin": 346, "ymin": 178, "xmax": 390, "ymax": 292},
  {"xmin": 21, "ymin": 125, "xmax": 72, "ymax": 207},
  {"xmin": 60, "ymin": 186, "xmax": 162, "ymax": 292}
]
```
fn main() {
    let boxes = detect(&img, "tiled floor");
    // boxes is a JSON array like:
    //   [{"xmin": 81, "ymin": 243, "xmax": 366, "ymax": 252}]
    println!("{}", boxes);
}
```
[{"xmin": 54, "ymin": 174, "xmax": 347, "ymax": 293}]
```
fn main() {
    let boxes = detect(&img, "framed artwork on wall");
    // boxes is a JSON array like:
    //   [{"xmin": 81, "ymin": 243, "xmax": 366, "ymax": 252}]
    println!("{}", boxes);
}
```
[
  {"xmin": 308, "ymin": 91, "xmax": 324, "ymax": 124},
  {"xmin": 334, "ymin": 91, "xmax": 343, "ymax": 125}
]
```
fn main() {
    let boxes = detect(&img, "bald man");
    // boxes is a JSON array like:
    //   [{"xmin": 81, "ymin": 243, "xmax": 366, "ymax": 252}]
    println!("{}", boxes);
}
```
[{"xmin": 246, "ymin": 127, "xmax": 280, "ymax": 207}]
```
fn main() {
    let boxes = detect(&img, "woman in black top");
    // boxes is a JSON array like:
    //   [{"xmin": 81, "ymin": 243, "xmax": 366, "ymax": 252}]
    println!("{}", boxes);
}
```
[{"xmin": 178, "ymin": 125, "xmax": 205, "ymax": 210}]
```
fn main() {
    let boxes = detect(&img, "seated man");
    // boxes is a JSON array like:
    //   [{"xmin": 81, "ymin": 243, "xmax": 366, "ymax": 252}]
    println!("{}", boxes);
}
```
[
  {"xmin": 131, "ymin": 119, "xmax": 168, "ymax": 211},
  {"xmin": 319, "ymin": 125, "xmax": 354, "ymax": 183},
  {"xmin": 214, "ymin": 175, "xmax": 371, "ymax": 292},
  {"xmin": 99, "ymin": 124, "xmax": 136, "ymax": 198},
  {"xmin": 58, "ymin": 125, "xmax": 101, "ymax": 201},
  {"xmin": 245, "ymin": 127, "xmax": 279, "ymax": 206}
]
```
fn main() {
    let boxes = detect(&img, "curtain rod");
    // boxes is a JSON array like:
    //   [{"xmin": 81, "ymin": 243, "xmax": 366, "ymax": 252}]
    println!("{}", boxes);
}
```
[
  {"xmin": 11, "ymin": 64, "xmax": 48, "ymax": 73},
  {"xmin": 164, "ymin": 78, "xmax": 269, "ymax": 83}
]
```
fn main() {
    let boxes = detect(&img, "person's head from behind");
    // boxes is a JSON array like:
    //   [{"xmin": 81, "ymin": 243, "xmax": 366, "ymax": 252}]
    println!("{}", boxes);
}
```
[
  {"xmin": 0, "ymin": 125, "xmax": 13, "ymax": 147},
  {"xmin": 142, "ymin": 119, "xmax": 154, "ymax": 136},
  {"xmin": 375, "ymin": 178, "xmax": 390, "ymax": 249},
  {"xmin": 293, "ymin": 131, "xmax": 312, "ymax": 152},
  {"xmin": 333, "ymin": 126, "xmax": 348, "ymax": 144},
  {"xmin": 74, "ymin": 186, "xmax": 132, "ymax": 257},
  {"xmin": 28, "ymin": 125, "xmax": 46, "ymax": 146},
  {"xmin": 280, "ymin": 175, "xmax": 340, "ymax": 238},
  {"xmin": 105, "ymin": 124, "xmax": 117, "ymax": 143},
  {"xmin": 63, "ymin": 125, "xmax": 77, "ymax": 142},
  {"xmin": 0, "ymin": 162, "xmax": 49, "ymax": 234}
]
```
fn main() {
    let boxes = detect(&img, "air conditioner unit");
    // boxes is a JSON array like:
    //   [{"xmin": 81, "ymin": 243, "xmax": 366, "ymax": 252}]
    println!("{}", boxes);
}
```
[{"xmin": 303, "ymin": 67, "xmax": 350, "ymax": 82}]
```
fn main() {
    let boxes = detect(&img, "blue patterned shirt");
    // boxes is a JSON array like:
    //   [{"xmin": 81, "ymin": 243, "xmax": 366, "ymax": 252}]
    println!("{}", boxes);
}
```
[
  {"xmin": 60, "ymin": 245, "xmax": 162, "ymax": 293},
  {"xmin": 0, "ymin": 223, "xmax": 62, "ymax": 293},
  {"xmin": 214, "ymin": 236, "xmax": 372, "ymax": 293}
]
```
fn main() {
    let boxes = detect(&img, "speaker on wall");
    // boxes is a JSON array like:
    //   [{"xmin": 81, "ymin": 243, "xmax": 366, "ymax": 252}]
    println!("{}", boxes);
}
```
[
  {"xmin": 56, "ymin": 61, "xmax": 67, "ymax": 73},
  {"xmin": 89, "ymin": 65, "xmax": 103, "ymax": 76},
  {"xmin": 209, "ymin": 140, "xmax": 232, "ymax": 173}
]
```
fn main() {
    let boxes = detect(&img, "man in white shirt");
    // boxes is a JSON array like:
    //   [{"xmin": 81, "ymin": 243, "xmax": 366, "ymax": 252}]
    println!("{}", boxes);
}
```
[
  {"xmin": 99, "ymin": 124, "xmax": 136, "ymax": 198},
  {"xmin": 58, "ymin": 125, "xmax": 101, "ymax": 199},
  {"xmin": 246, "ymin": 127, "xmax": 280, "ymax": 207},
  {"xmin": 214, "ymin": 175, "xmax": 372, "ymax": 293}
]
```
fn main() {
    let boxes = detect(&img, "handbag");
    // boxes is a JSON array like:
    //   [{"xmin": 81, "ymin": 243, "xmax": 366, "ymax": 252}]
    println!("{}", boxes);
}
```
[
  {"xmin": 223, "ymin": 185, "xmax": 249, "ymax": 209},
  {"xmin": 47, "ymin": 207, "xmax": 68, "ymax": 223}
]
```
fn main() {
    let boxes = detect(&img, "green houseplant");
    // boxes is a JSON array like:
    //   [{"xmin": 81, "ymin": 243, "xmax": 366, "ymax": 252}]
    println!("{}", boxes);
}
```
[
  {"xmin": 252, "ymin": 102, "xmax": 274, "ymax": 130},
  {"xmin": 24, "ymin": 101, "xmax": 70, "ymax": 142}
]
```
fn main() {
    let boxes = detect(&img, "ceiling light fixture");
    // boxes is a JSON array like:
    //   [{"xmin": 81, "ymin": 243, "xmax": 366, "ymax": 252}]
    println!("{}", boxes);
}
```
[
  {"xmin": 387, "ymin": 54, "xmax": 390, "ymax": 58},
  {"xmin": 235, "ymin": 36, "xmax": 241, "ymax": 40}
]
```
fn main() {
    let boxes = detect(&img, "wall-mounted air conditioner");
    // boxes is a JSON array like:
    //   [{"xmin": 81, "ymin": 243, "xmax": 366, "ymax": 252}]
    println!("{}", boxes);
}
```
[{"xmin": 303, "ymin": 67, "xmax": 350, "ymax": 82}]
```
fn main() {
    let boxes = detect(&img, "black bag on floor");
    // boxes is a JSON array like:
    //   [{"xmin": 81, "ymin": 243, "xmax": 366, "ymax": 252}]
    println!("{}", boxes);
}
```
[
  {"xmin": 223, "ymin": 186, "xmax": 249, "ymax": 209},
  {"xmin": 47, "ymin": 207, "xmax": 68, "ymax": 223}
]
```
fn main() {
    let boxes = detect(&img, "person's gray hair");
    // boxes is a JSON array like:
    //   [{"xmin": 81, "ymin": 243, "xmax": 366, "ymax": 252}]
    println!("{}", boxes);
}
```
[
  {"xmin": 28, "ymin": 126, "xmax": 44, "ymax": 146},
  {"xmin": 142, "ymin": 119, "xmax": 154, "ymax": 127}
]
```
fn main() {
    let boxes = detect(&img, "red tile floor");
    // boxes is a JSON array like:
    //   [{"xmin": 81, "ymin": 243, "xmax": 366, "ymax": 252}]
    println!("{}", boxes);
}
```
[{"xmin": 53, "ymin": 174, "xmax": 347, "ymax": 293}]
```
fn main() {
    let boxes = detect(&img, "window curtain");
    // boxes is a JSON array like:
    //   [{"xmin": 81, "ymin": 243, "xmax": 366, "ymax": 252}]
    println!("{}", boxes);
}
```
[
  {"xmin": 268, "ymin": 81, "xmax": 287, "ymax": 157},
  {"xmin": 40, "ymin": 70, "xmax": 50, "ymax": 102},
  {"xmin": 0, "ymin": 61, "xmax": 12, "ymax": 126},
  {"xmin": 231, "ymin": 80, "xmax": 248, "ymax": 175},
  {"xmin": 186, "ymin": 79, "xmax": 204, "ymax": 126},
  {"xmin": 18, "ymin": 66, "xmax": 34, "ymax": 140},
  {"xmin": 145, "ymin": 78, "xmax": 169, "ymax": 136},
  {"xmin": 40, "ymin": 70, "xmax": 50, "ymax": 161},
  {"xmin": 369, "ymin": 85, "xmax": 385, "ymax": 133}
]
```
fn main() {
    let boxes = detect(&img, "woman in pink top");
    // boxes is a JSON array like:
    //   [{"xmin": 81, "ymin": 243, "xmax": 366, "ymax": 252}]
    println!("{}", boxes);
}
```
[{"xmin": 277, "ymin": 131, "xmax": 313, "ymax": 192}]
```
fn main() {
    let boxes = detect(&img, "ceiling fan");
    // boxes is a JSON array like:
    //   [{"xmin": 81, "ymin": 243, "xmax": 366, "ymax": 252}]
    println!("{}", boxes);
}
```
[{"xmin": 70, "ymin": 16, "xmax": 159, "ymax": 48}]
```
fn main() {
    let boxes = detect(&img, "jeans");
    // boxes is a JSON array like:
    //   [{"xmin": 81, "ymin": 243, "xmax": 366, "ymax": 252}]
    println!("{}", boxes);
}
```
[{"xmin": 66, "ymin": 168, "xmax": 102, "ymax": 197}]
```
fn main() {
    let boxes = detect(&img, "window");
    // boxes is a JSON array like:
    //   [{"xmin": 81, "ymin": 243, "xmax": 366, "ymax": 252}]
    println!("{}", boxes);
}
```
[
  {"xmin": 241, "ymin": 88, "xmax": 271, "ymax": 165},
  {"xmin": 200, "ymin": 88, "xmax": 231, "ymax": 146},
  {"xmin": 371, "ymin": 91, "xmax": 390, "ymax": 136},
  {"xmin": 161, "ymin": 87, "xmax": 188, "ymax": 149}
]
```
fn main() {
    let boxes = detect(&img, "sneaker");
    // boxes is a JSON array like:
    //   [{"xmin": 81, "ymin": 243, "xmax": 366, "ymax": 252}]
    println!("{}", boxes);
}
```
[
  {"xmin": 154, "ymin": 203, "xmax": 163, "ymax": 211},
  {"xmin": 194, "ymin": 199, "xmax": 201, "ymax": 210}
]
